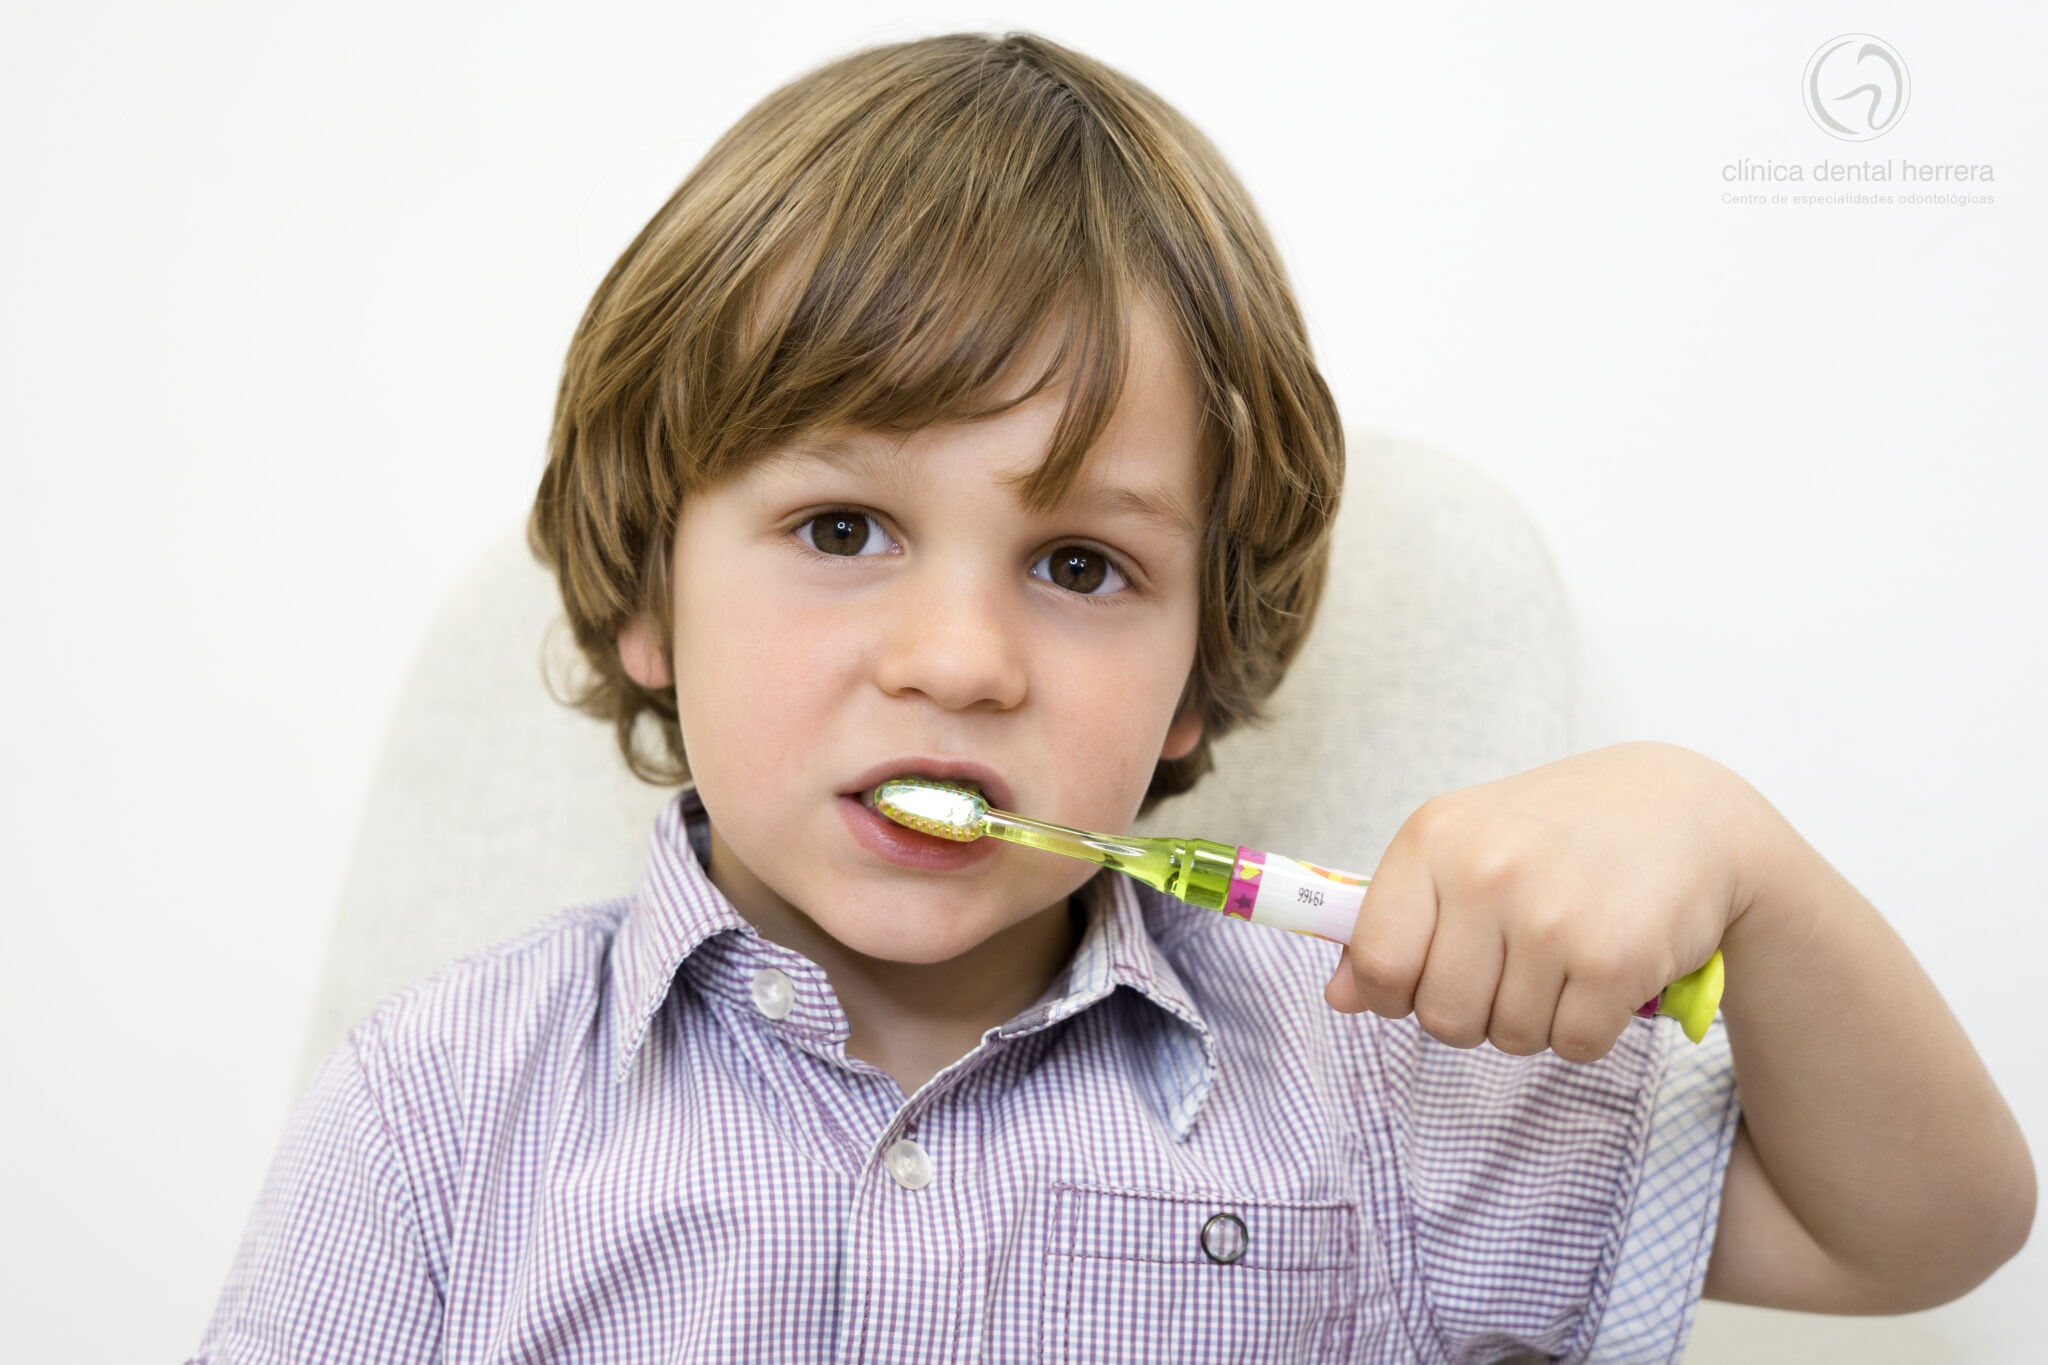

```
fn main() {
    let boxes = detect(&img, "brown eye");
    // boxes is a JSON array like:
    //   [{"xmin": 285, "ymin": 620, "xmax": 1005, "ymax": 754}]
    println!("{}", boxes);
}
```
[
  {"xmin": 1032, "ymin": 545, "xmax": 1128, "ymax": 596},
  {"xmin": 802, "ymin": 510, "xmax": 875, "ymax": 556}
]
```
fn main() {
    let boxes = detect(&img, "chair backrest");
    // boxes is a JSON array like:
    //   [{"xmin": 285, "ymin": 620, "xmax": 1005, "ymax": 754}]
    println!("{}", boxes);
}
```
[{"xmin": 294, "ymin": 427, "xmax": 1578, "ymax": 1086}]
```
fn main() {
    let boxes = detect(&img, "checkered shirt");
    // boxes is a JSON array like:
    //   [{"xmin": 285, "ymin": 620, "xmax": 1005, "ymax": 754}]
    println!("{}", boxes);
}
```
[{"xmin": 190, "ymin": 786, "xmax": 1739, "ymax": 1363}]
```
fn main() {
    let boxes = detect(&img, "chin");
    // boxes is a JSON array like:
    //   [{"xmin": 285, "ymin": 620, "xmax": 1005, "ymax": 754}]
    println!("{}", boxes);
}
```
[
  {"xmin": 827, "ymin": 909, "xmax": 998, "ymax": 966},
  {"xmin": 839, "ymin": 916, "xmax": 983, "ymax": 961}
]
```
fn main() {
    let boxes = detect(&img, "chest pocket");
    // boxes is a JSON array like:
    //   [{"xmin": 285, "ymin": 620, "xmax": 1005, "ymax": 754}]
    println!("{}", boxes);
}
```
[{"xmin": 1043, "ymin": 1183, "xmax": 1362, "ymax": 1364}]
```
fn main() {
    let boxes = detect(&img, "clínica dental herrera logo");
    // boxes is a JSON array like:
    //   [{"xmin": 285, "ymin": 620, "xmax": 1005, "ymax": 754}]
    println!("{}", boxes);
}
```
[
  {"xmin": 1720, "ymin": 33, "xmax": 1992, "ymax": 206},
  {"xmin": 1802, "ymin": 34, "xmax": 1910, "ymax": 141}
]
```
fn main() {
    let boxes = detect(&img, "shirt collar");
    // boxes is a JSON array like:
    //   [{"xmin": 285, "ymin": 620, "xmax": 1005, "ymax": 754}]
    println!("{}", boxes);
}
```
[{"xmin": 610, "ymin": 787, "xmax": 1221, "ymax": 1140}]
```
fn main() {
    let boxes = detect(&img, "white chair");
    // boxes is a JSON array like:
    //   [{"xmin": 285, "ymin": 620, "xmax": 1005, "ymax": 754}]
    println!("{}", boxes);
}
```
[{"xmin": 293, "ymin": 426, "xmax": 1924, "ymax": 1362}]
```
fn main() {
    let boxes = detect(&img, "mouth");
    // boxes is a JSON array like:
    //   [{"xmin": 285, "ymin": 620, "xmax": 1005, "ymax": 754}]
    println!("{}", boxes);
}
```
[{"xmin": 836, "ymin": 757, "xmax": 1012, "ymax": 873}]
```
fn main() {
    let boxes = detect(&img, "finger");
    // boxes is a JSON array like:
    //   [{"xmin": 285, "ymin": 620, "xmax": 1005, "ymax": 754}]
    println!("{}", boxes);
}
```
[
  {"xmin": 1324, "ymin": 947, "xmax": 1363, "ymax": 1012},
  {"xmin": 1327, "ymin": 834, "xmax": 1440, "ymax": 1018},
  {"xmin": 1549, "ymin": 970, "xmax": 1636, "ymax": 1064},
  {"xmin": 1410, "ymin": 915, "xmax": 1504, "ymax": 1049},
  {"xmin": 1486, "ymin": 939, "xmax": 1566, "ymax": 1057}
]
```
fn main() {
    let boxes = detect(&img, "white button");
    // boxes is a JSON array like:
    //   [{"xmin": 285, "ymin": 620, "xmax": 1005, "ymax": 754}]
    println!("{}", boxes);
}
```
[
  {"xmin": 750, "ymin": 968, "xmax": 795, "ymax": 1020},
  {"xmin": 884, "ymin": 1138, "xmax": 933, "ymax": 1189}
]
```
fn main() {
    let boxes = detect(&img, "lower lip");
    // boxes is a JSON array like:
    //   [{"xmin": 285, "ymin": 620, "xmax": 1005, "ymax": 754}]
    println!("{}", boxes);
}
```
[{"xmin": 839, "ymin": 794, "xmax": 1000, "ymax": 872}]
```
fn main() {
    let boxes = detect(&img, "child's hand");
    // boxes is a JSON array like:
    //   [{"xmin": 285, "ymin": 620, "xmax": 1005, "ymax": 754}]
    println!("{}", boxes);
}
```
[{"xmin": 1323, "ymin": 740, "xmax": 1764, "ymax": 1062}]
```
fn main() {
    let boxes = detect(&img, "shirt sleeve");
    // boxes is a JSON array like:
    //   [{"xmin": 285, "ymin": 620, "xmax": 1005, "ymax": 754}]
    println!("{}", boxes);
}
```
[
  {"xmin": 186, "ymin": 1030, "xmax": 445, "ymax": 1364},
  {"xmin": 1583, "ymin": 1016, "xmax": 1740, "ymax": 1361}
]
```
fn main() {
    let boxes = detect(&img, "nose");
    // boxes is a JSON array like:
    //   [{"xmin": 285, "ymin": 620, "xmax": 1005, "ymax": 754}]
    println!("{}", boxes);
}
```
[{"xmin": 872, "ymin": 560, "xmax": 1030, "ymax": 713}]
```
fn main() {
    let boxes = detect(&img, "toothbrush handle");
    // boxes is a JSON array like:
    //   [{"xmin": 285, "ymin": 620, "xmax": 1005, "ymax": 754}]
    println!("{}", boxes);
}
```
[
  {"xmin": 1221, "ymin": 845, "xmax": 1727, "ymax": 1044},
  {"xmin": 1635, "ymin": 951, "xmax": 1726, "ymax": 1044}
]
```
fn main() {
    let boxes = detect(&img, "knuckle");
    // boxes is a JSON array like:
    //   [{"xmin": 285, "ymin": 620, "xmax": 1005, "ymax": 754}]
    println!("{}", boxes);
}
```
[
  {"xmin": 1351, "ymin": 986, "xmax": 1417, "ymax": 1019},
  {"xmin": 1403, "ymin": 795, "xmax": 1462, "ymax": 856},
  {"xmin": 1404, "ymin": 794, "xmax": 1449, "ymax": 841},
  {"xmin": 1574, "ymin": 944, "xmax": 1636, "ymax": 988},
  {"xmin": 1488, "ymin": 1025, "xmax": 1547, "ymax": 1057},
  {"xmin": 1464, "ymin": 841, "xmax": 1525, "ymax": 896},
  {"xmin": 1347, "ymin": 940, "xmax": 1416, "ymax": 994},
  {"xmin": 1356, "ymin": 988, "xmax": 1416, "ymax": 1022},
  {"xmin": 1414, "ymin": 1004, "xmax": 1485, "ymax": 1050},
  {"xmin": 1523, "ymin": 905, "xmax": 1573, "ymax": 953},
  {"xmin": 1552, "ymin": 1019, "xmax": 1623, "ymax": 1064}
]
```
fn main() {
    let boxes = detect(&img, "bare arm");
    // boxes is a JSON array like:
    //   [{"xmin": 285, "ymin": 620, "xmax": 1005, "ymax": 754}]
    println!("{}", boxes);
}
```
[
  {"xmin": 1321, "ymin": 740, "xmax": 2034, "ymax": 1310},
  {"xmin": 1702, "ymin": 799, "xmax": 2035, "ymax": 1309}
]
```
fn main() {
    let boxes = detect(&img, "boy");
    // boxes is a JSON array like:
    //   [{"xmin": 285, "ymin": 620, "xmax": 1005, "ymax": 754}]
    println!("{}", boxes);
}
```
[{"xmin": 191, "ymin": 31, "xmax": 2032, "ymax": 1363}]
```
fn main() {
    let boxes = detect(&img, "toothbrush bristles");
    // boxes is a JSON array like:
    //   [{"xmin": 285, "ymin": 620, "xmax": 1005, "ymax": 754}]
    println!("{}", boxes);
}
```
[{"xmin": 870, "ymin": 777, "xmax": 989, "ymax": 842}]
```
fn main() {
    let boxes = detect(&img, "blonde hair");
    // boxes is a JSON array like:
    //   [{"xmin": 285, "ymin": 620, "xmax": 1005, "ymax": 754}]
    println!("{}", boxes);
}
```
[{"xmin": 528, "ymin": 31, "xmax": 1343, "ymax": 815}]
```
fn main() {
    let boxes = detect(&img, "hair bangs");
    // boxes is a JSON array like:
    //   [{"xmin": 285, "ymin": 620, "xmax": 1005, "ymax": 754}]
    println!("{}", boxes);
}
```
[{"xmin": 685, "ymin": 45, "xmax": 1160, "ymax": 511}]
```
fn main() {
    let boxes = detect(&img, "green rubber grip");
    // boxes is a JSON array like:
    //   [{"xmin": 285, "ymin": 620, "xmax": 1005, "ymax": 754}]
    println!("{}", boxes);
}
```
[{"xmin": 1653, "ymin": 950, "xmax": 1726, "ymax": 1044}]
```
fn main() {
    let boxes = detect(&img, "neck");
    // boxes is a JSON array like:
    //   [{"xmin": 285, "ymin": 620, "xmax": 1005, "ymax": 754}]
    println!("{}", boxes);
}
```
[{"xmin": 703, "ymin": 828, "xmax": 1082, "ymax": 1097}]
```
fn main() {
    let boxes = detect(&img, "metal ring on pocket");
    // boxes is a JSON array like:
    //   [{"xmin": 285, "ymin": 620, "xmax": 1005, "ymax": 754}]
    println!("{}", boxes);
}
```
[{"xmin": 1199, "ymin": 1211, "xmax": 1248, "ymax": 1265}]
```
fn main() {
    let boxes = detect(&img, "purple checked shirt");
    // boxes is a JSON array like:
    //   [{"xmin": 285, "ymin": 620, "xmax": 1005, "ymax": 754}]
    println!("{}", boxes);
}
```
[{"xmin": 191, "ymin": 787, "xmax": 1739, "ymax": 1364}]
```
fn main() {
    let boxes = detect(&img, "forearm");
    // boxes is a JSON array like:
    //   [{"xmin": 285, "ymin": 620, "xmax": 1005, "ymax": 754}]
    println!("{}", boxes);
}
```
[{"xmin": 1709, "ymin": 794, "xmax": 2035, "ymax": 1308}]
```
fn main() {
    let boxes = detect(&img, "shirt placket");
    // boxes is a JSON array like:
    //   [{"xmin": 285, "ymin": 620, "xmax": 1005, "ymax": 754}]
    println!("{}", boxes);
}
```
[
  {"xmin": 709, "ymin": 929, "xmax": 1033, "ymax": 1363},
  {"xmin": 832, "ymin": 1030, "xmax": 1031, "ymax": 1365}
]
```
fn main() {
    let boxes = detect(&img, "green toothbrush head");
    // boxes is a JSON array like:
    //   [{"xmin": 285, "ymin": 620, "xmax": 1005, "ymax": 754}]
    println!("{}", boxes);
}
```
[{"xmin": 869, "ymin": 777, "xmax": 989, "ymax": 842}]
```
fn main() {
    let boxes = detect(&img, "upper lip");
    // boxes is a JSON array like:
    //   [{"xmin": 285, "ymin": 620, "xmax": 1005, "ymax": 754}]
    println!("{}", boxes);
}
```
[{"xmin": 841, "ymin": 757, "xmax": 1014, "ymax": 814}]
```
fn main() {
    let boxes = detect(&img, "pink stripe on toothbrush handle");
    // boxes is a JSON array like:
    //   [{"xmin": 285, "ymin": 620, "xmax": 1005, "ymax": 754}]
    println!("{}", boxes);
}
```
[{"xmin": 1223, "ymin": 847, "xmax": 1264, "ymax": 920}]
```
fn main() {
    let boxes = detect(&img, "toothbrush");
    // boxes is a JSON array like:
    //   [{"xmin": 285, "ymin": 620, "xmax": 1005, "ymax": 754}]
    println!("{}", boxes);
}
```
[{"xmin": 869, "ymin": 777, "xmax": 1727, "ymax": 1044}]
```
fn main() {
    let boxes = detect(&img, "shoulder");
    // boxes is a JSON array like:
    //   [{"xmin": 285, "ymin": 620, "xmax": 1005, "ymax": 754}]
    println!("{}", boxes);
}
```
[{"xmin": 338, "ymin": 898, "xmax": 631, "ymax": 1099}]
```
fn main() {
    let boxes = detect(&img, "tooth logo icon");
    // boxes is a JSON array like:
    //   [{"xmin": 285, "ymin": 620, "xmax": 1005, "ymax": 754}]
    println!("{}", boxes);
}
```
[{"xmin": 1802, "ymin": 34, "xmax": 1911, "ymax": 142}]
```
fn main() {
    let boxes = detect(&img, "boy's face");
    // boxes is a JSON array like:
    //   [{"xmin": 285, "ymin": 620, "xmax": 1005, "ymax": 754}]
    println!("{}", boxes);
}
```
[{"xmin": 620, "ymin": 302, "xmax": 1206, "ymax": 965}]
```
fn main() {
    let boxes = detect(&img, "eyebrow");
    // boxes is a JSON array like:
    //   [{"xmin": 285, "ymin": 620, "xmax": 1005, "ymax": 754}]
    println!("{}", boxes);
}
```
[
  {"xmin": 1068, "ymin": 480, "xmax": 1199, "ymax": 541},
  {"xmin": 768, "ymin": 434, "xmax": 908, "ymax": 485},
  {"xmin": 771, "ymin": 434, "xmax": 1200, "ymax": 542}
]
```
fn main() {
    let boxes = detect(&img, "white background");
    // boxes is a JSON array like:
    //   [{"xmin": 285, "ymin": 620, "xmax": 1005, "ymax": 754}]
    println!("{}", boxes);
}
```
[{"xmin": 2, "ymin": 2, "xmax": 2040, "ymax": 1360}]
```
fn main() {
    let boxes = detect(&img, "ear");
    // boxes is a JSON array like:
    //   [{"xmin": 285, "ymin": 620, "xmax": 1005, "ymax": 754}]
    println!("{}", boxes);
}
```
[
  {"xmin": 617, "ymin": 612, "xmax": 673, "ymax": 690},
  {"xmin": 1159, "ymin": 700, "xmax": 1205, "ymax": 762}
]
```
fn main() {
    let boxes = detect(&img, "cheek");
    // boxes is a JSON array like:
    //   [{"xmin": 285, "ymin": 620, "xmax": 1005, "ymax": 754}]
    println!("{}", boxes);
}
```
[
  {"xmin": 673, "ymin": 580, "xmax": 862, "ymax": 778},
  {"xmin": 1051, "ymin": 622, "xmax": 1199, "ymax": 817}
]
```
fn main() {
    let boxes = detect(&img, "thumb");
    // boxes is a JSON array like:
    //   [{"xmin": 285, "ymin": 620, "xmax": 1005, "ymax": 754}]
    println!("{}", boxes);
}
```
[{"xmin": 1325, "ymin": 947, "xmax": 1365, "ymax": 1013}]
